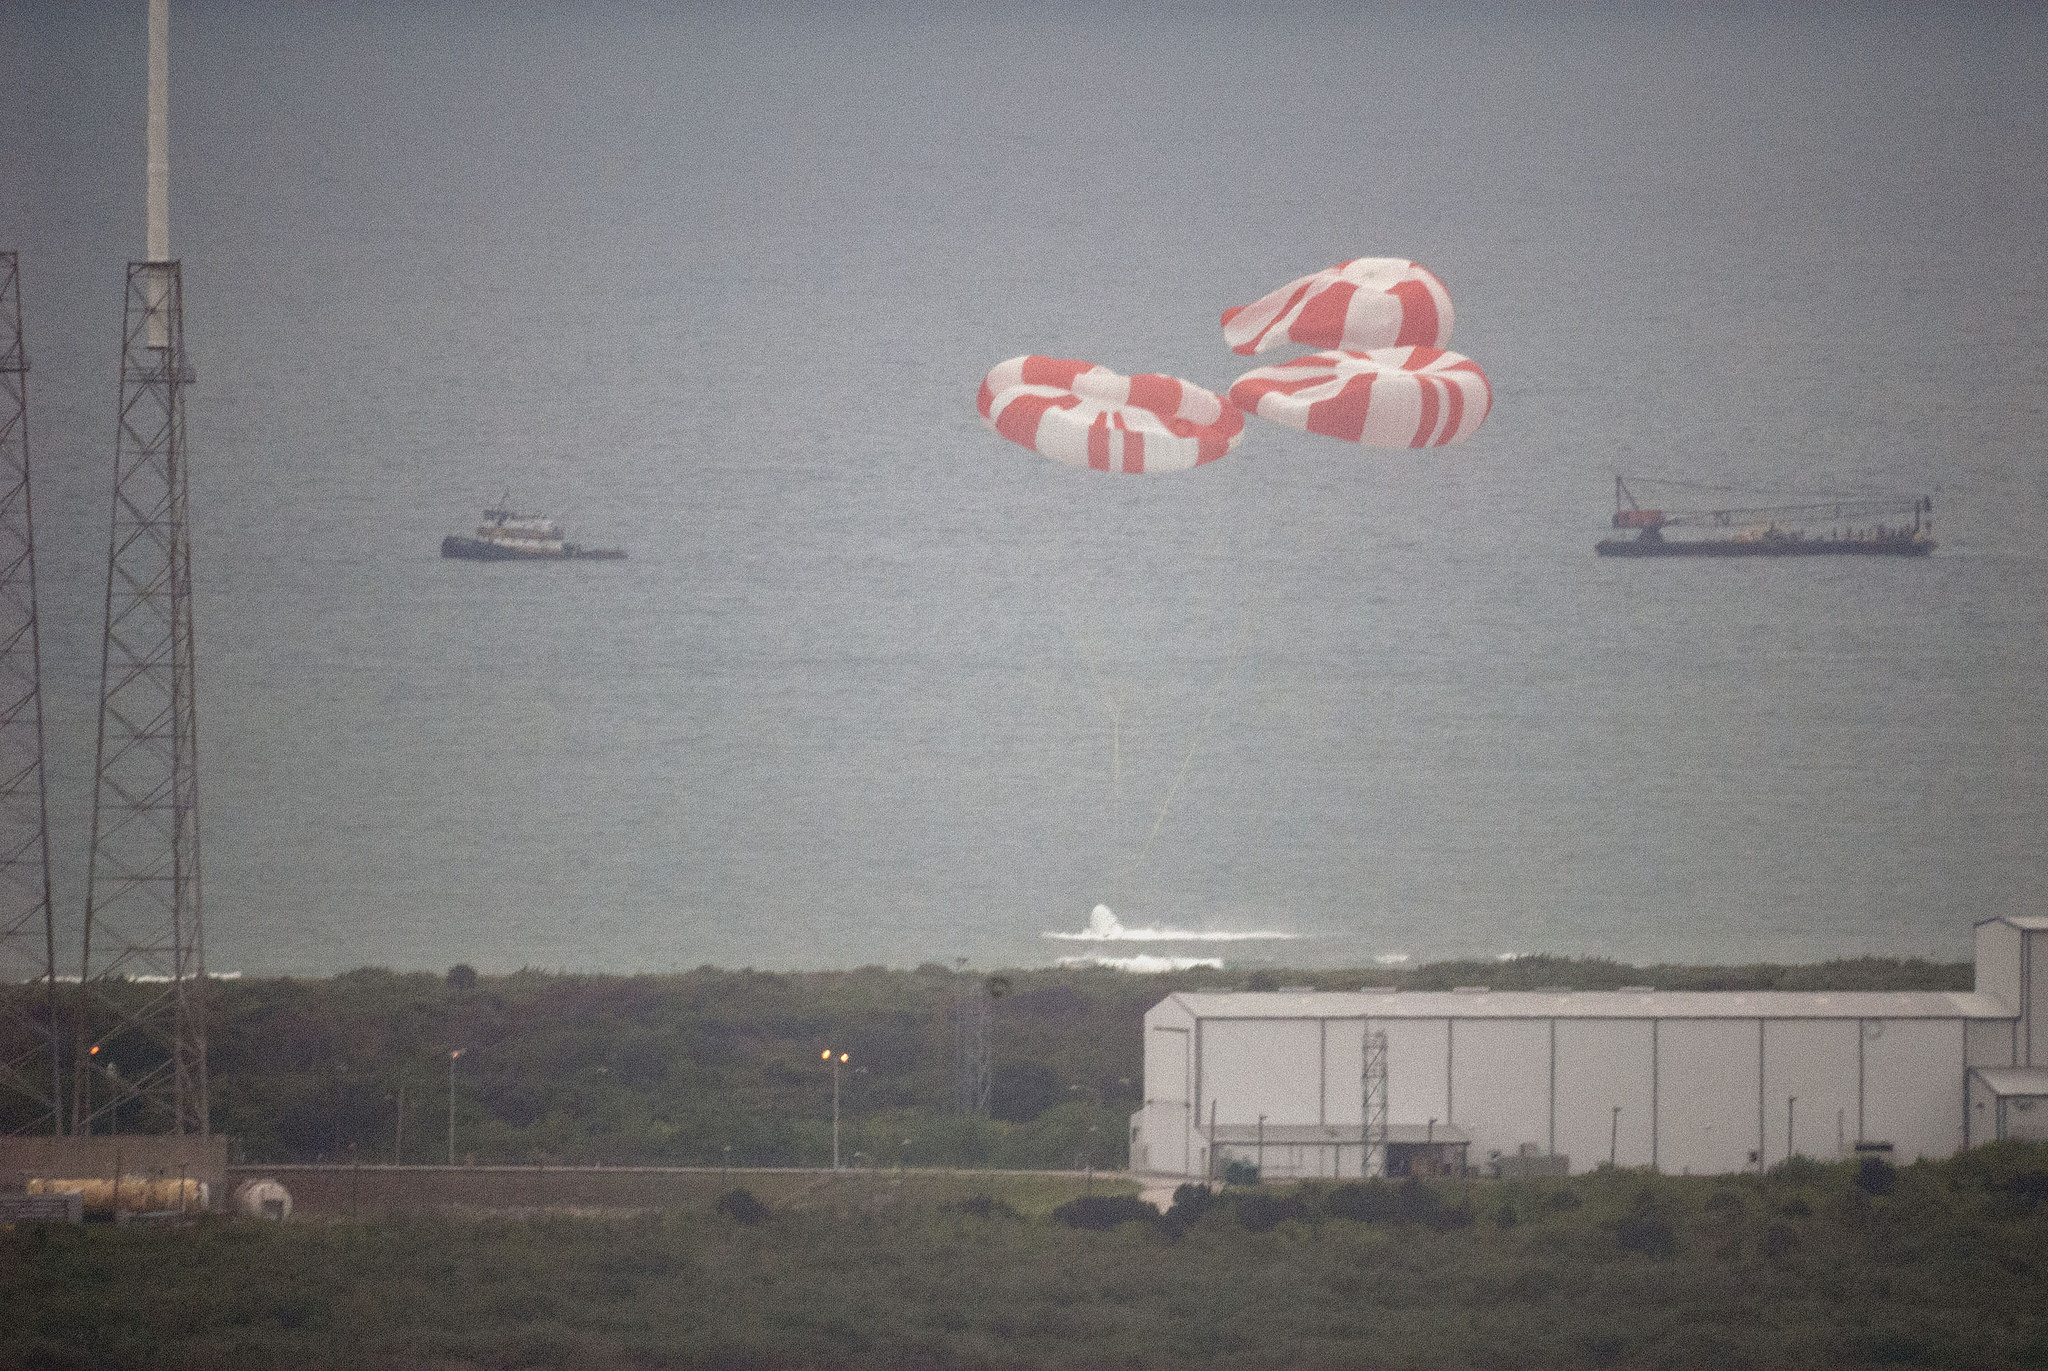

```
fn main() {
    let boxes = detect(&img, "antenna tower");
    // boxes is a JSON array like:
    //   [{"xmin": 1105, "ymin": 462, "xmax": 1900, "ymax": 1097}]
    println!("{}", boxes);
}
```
[
  {"xmin": 0, "ymin": 252, "xmax": 62, "ymax": 1135},
  {"xmin": 74, "ymin": 0, "xmax": 207, "ymax": 1136},
  {"xmin": 953, "ymin": 972, "xmax": 991, "ymax": 1117},
  {"xmin": 1361, "ymin": 1026, "xmax": 1388, "ymax": 1178}
]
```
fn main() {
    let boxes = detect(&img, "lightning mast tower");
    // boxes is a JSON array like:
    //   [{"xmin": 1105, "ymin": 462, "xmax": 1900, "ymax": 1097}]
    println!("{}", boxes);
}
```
[
  {"xmin": 0, "ymin": 252, "xmax": 62, "ymax": 1135},
  {"xmin": 74, "ymin": 0, "xmax": 208, "ymax": 1136},
  {"xmin": 952, "ymin": 970, "xmax": 990, "ymax": 1118}
]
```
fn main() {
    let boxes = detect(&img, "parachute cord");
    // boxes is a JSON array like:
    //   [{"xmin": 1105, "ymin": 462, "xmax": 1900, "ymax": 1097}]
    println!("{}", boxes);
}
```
[
  {"xmin": 997, "ymin": 521, "xmax": 1129, "ymax": 905},
  {"xmin": 1109, "ymin": 689, "xmax": 1122, "ymax": 909},
  {"xmin": 1125, "ymin": 481, "xmax": 1275, "ymax": 885},
  {"xmin": 1131, "ymin": 608, "xmax": 1255, "ymax": 878}
]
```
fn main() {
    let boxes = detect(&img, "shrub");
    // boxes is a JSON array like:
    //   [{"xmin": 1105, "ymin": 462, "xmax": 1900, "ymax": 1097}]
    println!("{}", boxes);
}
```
[
  {"xmin": 2006, "ymin": 1170, "xmax": 2048, "ymax": 1205},
  {"xmin": 1544, "ymin": 1187, "xmax": 1583, "ymax": 1212},
  {"xmin": 1705, "ymin": 1188, "xmax": 1746, "ymax": 1216},
  {"xmin": 1761, "ymin": 1221, "xmax": 1799, "ymax": 1263},
  {"xmin": 445, "ymin": 964, "xmax": 478, "ymax": 991},
  {"xmin": 1945, "ymin": 1139, "xmax": 2048, "ymax": 1195},
  {"xmin": 1613, "ymin": 1214, "xmax": 1676, "ymax": 1259},
  {"xmin": 1767, "ymin": 1155, "xmax": 1830, "ymax": 1188},
  {"xmin": 1051, "ymin": 1194, "xmax": 1159, "ymax": 1231},
  {"xmin": 948, "ymin": 1193, "xmax": 1019, "ymax": 1221},
  {"xmin": 1163, "ymin": 1183, "xmax": 1216, "ymax": 1235},
  {"xmin": 1222, "ymin": 1159, "xmax": 1261, "ymax": 1186},
  {"xmin": 1321, "ymin": 1180, "xmax": 1395, "ymax": 1224},
  {"xmin": 1231, "ymin": 1191, "xmax": 1309, "ymax": 1234},
  {"xmin": 1854, "ymin": 1155, "xmax": 1897, "ymax": 1196},
  {"xmin": 1321, "ymin": 1178, "xmax": 1463, "ymax": 1228},
  {"xmin": 1427, "ymin": 1197, "xmax": 1475, "ymax": 1231},
  {"xmin": 1493, "ymin": 1201, "xmax": 1519, "ymax": 1228},
  {"xmin": 714, "ymin": 1187, "xmax": 770, "ymax": 1226}
]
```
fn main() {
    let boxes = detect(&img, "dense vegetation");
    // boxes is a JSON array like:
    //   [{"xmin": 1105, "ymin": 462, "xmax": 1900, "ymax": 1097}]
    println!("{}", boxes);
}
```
[
  {"xmin": 13, "ymin": 953, "xmax": 1969, "ymax": 1167},
  {"xmin": 6, "ymin": 1147, "xmax": 2047, "ymax": 1369}
]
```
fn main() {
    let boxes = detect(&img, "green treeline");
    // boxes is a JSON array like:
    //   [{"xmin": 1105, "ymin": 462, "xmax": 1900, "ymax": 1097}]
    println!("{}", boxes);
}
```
[{"xmin": 22, "ymin": 953, "xmax": 1970, "ymax": 1167}]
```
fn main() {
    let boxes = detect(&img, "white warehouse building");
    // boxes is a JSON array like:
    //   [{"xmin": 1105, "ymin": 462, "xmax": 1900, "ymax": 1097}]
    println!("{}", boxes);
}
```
[{"xmin": 1131, "ymin": 915, "xmax": 2048, "ymax": 1180}]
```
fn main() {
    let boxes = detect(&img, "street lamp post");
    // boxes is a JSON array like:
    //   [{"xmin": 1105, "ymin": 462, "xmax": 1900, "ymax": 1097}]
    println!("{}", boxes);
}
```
[
  {"xmin": 1787, "ymin": 1095, "xmax": 1797, "ymax": 1162},
  {"xmin": 822, "ymin": 1050, "xmax": 848, "ymax": 1169},
  {"xmin": 1610, "ymin": 1105, "xmax": 1622, "ymax": 1167},
  {"xmin": 448, "ymin": 1049, "xmax": 463, "ymax": 1166}
]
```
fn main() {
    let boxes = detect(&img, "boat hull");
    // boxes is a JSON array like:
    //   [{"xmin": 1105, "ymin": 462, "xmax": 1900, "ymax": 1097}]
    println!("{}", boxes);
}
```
[
  {"xmin": 441, "ymin": 535, "xmax": 626, "ymax": 561},
  {"xmin": 1596, "ymin": 534, "xmax": 1932, "ymax": 557}
]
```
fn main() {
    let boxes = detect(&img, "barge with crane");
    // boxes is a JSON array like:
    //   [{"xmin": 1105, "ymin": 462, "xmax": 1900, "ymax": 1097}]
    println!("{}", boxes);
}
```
[{"xmin": 1595, "ymin": 477, "xmax": 1934, "ymax": 557}]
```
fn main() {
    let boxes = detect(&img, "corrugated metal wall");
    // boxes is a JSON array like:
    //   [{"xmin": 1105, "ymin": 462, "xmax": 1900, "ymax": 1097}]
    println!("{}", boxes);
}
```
[{"xmin": 1141, "ymin": 1001, "xmax": 2002, "ymax": 1177}]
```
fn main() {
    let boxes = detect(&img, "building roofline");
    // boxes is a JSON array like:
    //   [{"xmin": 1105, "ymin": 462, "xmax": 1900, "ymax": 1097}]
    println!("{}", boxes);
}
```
[
  {"xmin": 1977, "ymin": 914, "xmax": 2048, "ymax": 931},
  {"xmin": 1153, "ymin": 989, "xmax": 2013, "ymax": 1022}
]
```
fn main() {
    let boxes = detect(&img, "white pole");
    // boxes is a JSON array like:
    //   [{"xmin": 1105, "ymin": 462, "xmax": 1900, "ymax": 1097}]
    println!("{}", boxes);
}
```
[
  {"xmin": 447, "ymin": 1050, "xmax": 461, "ymax": 1165},
  {"xmin": 147, "ymin": 0, "xmax": 169, "ymax": 262},
  {"xmin": 144, "ymin": 0, "xmax": 172, "ymax": 349},
  {"xmin": 832, "ymin": 1056, "xmax": 841, "ymax": 1170}
]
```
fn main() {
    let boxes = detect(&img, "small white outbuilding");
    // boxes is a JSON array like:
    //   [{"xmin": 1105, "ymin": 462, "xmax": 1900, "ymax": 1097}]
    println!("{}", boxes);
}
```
[{"xmin": 1132, "ymin": 915, "xmax": 2048, "ymax": 1179}]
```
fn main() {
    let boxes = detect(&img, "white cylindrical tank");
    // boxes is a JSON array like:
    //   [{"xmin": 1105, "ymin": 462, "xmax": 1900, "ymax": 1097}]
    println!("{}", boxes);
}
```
[{"xmin": 232, "ymin": 1177, "xmax": 292, "ymax": 1221}]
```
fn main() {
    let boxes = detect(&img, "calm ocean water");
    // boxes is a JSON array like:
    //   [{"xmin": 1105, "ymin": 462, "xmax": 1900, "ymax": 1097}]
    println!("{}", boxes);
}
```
[{"xmin": 2, "ymin": 1, "xmax": 2043, "ymax": 975}]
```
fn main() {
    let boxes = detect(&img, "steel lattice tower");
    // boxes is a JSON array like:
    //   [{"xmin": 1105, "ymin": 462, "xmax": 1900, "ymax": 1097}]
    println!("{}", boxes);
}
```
[
  {"xmin": 953, "ymin": 975, "xmax": 991, "ymax": 1118},
  {"xmin": 0, "ymin": 252, "xmax": 62, "ymax": 1135},
  {"xmin": 73, "ymin": 257, "xmax": 205, "ymax": 1137},
  {"xmin": 1361, "ymin": 1026, "xmax": 1388, "ymax": 1178}
]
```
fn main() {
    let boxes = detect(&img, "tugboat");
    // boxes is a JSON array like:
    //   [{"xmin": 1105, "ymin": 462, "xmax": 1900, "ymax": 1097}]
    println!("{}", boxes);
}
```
[
  {"xmin": 441, "ymin": 501, "xmax": 626, "ymax": 561},
  {"xmin": 1595, "ymin": 476, "xmax": 1934, "ymax": 558}
]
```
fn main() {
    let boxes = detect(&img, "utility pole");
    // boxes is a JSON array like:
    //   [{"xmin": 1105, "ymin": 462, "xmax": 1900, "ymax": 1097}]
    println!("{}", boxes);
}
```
[
  {"xmin": 823, "ymin": 1049, "xmax": 847, "ymax": 1169},
  {"xmin": 447, "ymin": 1049, "xmax": 461, "ymax": 1165},
  {"xmin": 1610, "ymin": 1105, "xmax": 1621, "ymax": 1167}
]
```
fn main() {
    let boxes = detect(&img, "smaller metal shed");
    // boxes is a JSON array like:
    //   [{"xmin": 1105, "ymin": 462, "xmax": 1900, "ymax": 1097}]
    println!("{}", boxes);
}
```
[{"xmin": 1967, "ymin": 1067, "xmax": 2048, "ymax": 1142}]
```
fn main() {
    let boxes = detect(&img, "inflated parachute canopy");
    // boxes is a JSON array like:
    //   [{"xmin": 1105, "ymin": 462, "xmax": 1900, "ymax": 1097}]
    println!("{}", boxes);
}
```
[
  {"xmin": 977, "ymin": 355, "xmax": 1245, "ymax": 474},
  {"xmin": 1229, "ymin": 346, "xmax": 1491, "ymax": 448},
  {"xmin": 1222, "ymin": 258, "xmax": 1454, "ymax": 356}
]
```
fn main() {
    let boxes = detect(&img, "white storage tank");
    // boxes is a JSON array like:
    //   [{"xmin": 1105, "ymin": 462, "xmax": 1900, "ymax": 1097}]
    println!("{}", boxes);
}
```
[{"xmin": 232, "ymin": 1177, "xmax": 292, "ymax": 1221}]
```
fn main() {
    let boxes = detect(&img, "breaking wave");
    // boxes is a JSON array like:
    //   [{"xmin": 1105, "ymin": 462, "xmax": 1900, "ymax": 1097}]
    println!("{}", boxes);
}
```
[{"xmin": 1041, "ymin": 904, "xmax": 1300, "ymax": 944}]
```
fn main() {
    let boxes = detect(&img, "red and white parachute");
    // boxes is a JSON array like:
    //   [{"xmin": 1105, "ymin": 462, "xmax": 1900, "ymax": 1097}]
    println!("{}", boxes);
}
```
[
  {"xmin": 977, "ymin": 355, "xmax": 1245, "ymax": 473},
  {"xmin": 1221, "ymin": 258, "xmax": 1454, "ymax": 357},
  {"xmin": 1228, "ymin": 346, "xmax": 1492, "ymax": 448}
]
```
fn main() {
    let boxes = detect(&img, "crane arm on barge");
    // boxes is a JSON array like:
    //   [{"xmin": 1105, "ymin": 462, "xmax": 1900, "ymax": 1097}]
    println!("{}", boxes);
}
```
[{"xmin": 1600, "ymin": 476, "xmax": 1934, "ymax": 557}]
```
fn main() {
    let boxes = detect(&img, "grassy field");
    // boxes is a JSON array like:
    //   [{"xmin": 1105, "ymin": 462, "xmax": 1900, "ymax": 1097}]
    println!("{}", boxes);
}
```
[{"xmin": 7, "ymin": 1148, "xmax": 2047, "ymax": 1370}]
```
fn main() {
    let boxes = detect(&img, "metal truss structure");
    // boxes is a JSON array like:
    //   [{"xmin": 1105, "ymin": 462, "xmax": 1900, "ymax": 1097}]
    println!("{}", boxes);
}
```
[
  {"xmin": 0, "ymin": 252, "xmax": 62, "ymax": 1135},
  {"xmin": 1362, "ymin": 1026, "xmax": 1388, "ymax": 1178},
  {"xmin": 73, "ymin": 259, "xmax": 207, "ymax": 1137},
  {"xmin": 953, "ymin": 974, "xmax": 991, "ymax": 1118}
]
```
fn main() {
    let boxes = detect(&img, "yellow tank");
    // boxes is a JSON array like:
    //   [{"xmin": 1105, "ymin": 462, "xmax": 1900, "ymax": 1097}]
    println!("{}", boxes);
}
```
[{"xmin": 27, "ymin": 1176, "xmax": 207, "ymax": 1216}]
